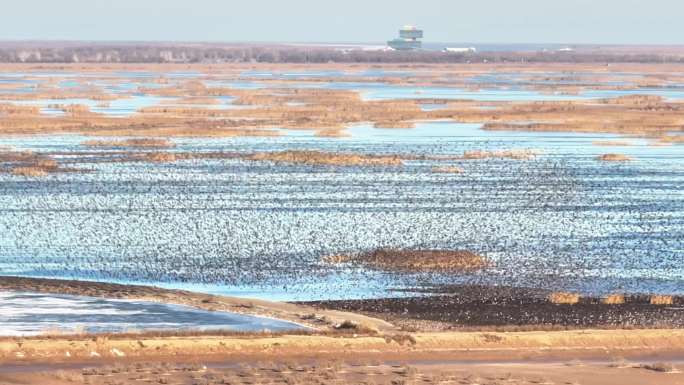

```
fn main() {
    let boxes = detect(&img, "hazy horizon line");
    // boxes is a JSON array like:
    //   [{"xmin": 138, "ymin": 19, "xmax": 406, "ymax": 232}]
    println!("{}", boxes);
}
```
[{"xmin": 0, "ymin": 39, "xmax": 682, "ymax": 48}]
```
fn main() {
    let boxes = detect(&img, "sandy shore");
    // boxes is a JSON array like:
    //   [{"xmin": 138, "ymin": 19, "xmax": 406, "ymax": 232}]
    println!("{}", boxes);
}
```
[
  {"xmin": 2, "ymin": 330, "xmax": 684, "ymax": 384},
  {"xmin": 4, "ymin": 328, "xmax": 684, "ymax": 363},
  {"xmin": 3, "ymin": 359, "xmax": 684, "ymax": 385}
]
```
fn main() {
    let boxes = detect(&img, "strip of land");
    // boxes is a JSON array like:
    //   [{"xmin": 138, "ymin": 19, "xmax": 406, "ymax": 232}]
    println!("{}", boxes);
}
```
[{"xmin": 2, "ymin": 277, "xmax": 684, "ymax": 384}]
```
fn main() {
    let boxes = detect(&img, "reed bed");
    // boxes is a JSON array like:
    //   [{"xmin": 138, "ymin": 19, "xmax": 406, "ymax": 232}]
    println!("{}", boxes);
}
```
[
  {"xmin": 140, "ymin": 152, "xmax": 178, "ymax": 163},
  {"xmin": 597, "ymin": 153, "xmax": 632, "ymax": 162},
  {"xmin": 373, "ymin": 121, "xmax": 416, "ymax": 129},
  {"xmin": 82, "ymin": 138, "xmax": 176, "ymax": 149},
  {"xmin": 548, "ymin": 292, "xmax": 581, "ymax": 305},
  {"xmin": 650, "ymin": 295, "xmax": 674, "ymax": 305},
  {"xmin": 592, "ymin": 140, "xmax": 634, "ymax": 146},
  {"xmin": 0, "ymin": 103, "xmax": 41, "ymax": 116},
  {"xmin": 314, "ymin": 129, "xmax": 351, "ymax": 138},
  {"xmin": 1, "ymin": 75, "xmax": 681, "ymax": 140},
  {"xmin": 11, "ymin": 166, "xmax": 48, "ymax": 177},
  {"xmin": 325, "ymin": 249, "xmax": 488, "ymax": 273},
  {"xmin": 247, "ymin": 150, "xmax": 404, "ymax": 167},
  {"xmin": 601, "ymin": 294, "xmax": 626, "ymax": 305},
  {"xmin": 462, "ymin": 149, "xmax": 539, "ymax": 160},
  {"xmin": 658, "ymin": 135, "xmax": 684, "ymax": 144},
  {"xmin": 432, "ymin": 166, "xmax": 465, "ymax": 174}
]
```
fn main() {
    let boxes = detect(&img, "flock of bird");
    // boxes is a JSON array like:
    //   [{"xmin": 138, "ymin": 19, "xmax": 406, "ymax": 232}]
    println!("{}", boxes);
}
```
[{"xmin": 0, "ymin": 129, "xmax": 681, "ymax": 302}]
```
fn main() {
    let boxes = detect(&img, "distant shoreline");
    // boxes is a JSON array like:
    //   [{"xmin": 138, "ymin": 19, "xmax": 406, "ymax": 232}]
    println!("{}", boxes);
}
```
[{"xmin": 1, "ymin": 41, "xmax": 684, "ymax": 63}]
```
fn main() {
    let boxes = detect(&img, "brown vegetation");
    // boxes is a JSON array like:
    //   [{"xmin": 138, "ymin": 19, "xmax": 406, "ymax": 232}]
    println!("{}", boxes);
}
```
[
  {"xmin": 325, "ymin": 249, "xmax": 488, "ymax": 273},
  {"xmin": 140, "ymin": 152, "xmax": 177, "ymax": 163},
  {"xmin": 658, "ymin": 135, "xmax": 684, "ymax": 144},
  {"xmin": 5, "ymin": 348, "xmax": 684, "ymax": 385},
  {"xmin": 82, "ymin": 138, "xmax": 176, "ymax": 148},
  {"xmin": 1, "ymin": 150, "xmax": 63, "ymax": 176},
  {"xmin": 1, "ymin": 63, "xmax": 684, "ymax": 142},
  {"xmin": 48, "ymin": 104, "xmax": 93, "ymax": 116},
  {"xmin": 313, "ymin": 129, "xmax": 351, "ymax": 138},
  {"xmin": 640, "ymin": 362, "xmax": 677, "ymax": 373},
  {"xmin": 247, "ymin": 150, "xmax": 404, "ymax": 167},
  {"xmin": 432, "ymin": 166, "xmax": 465, "ymax": 174},
  {"xmin": 601, "ymin": 294, "xmax": 626, "ymax": 305},
  {"xmin": 0, "ymin": 103, "xmax": 41, "ymax": 116},
  {"xmin": 599, "ymin": 94, "xmax": 666, "ymax": 106},
  {"xmin": 11, "ymin": 166, "xmax": 48, "ymax": 177},
  {"xmin": 461, "ymin": 149, "xmax": 539, "ymax": 160},
  {"xmin": 650, "ymin": 295, "xmax": 674, "ymax": 305},
  {"xmin": 373, "ymin": 121, "xmax": 416, "ymax": 129},
  {"xmin": 592, "ymin": 140, "xmax": 634, "ymax": 146},
  {"xmin": 548, "ymin": 292, "xmax": 581, "ymax": 305},
  {"xmin": 597, "ymin": 153, "xmax": 633, "ymax": 162}
]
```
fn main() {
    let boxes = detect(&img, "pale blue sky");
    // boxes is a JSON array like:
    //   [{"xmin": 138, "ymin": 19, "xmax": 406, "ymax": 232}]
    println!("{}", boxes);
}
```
[{"xmin": 1, "ymin": 0, "xmax": 681, "ymax": 44}]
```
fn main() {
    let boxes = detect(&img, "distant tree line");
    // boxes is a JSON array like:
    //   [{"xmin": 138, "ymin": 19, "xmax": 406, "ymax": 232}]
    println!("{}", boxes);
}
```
[{"xmin": 0, "ymin": 44, "xmax": 682, "ymax": 63}]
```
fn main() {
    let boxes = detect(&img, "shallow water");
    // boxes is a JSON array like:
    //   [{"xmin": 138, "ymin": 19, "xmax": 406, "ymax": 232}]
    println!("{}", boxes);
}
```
[
  {"xmin": 0, "ymin": 122, "xmax": 681, "ymax": 301},
  {"xmin": 0, "ymin": 291, "xmax": 304, "ymax": 336}
]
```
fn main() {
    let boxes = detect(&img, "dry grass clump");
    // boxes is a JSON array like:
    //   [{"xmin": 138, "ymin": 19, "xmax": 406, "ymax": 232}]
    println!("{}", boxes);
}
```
[
  {"xmin": 600, "ymin": 94, "xmax": 665, "ymax": 106},
  {"xmin": 385, "ymin": 333, "xmax": 418, "ymax": 346},
  {"xmin": 608, "ymin": 356, "xmax": 631, "ymax": 368},
  {"xmin": 138, "ymin": 105, "xmax": 231, "ymax": 116},
  {"xmin": 173, "ymin": 97, "xmax": 220, "ymax": 105},
  {"xmin": 314, "ymin": 129, "xmax": 351, "ymax": 138},
  {"xmin": 658, "ymin": 135, "xmax": 684, "ymax": 144},
  {"xmin": 82, "ymin": 138, "xmax": 175, "ymax": 149},
  {"xmin": 326, "ymin": 249, "xmax": 488, "ymax": 273},
  {"xmin": 11, "ymin": 166, "xmax": 49, "ymax": 177},
  {"xmin": 373, "ymin": 121, "xmax": 416, "ymax": 129},
  {"xmin": 597, "ymin": 153, "xmax": 632, "ymax": 162},
  {"xmin": 47, "ymin": 104, "xmax": 93, "ymax": 116},
  {"xmin": 34, "ymin": 158, "xmax": 58, "ymax": 169},
  {"xmin": 432, "ymin": 166, "xmax": 464, "ymax": 174},
  {"xmin": 601, "ymin": 294, "xmax": 625, "ymax": 305},
  {"xmin": 592, "ymin": 140, "xmax": 634, "ymax": 146},
  {"xmin": 474, "ymin": 97, "xmax": 683, "ymax": 137},
  {"xmin": 2, "ymin": 150, "xmax": 60, "ymax": 177},
  {"xmin": 650, "ymin": 295, "xmax": 674, "ymax": 305},
  {"xmin": 248, "ymin": 150, "xmax": 403, "ymax": 167},
  {"xmin": 0, "ymin": 103, "xmax": 41, "ymax": 116},
  {"xmin": 649, "ymin": 141, "xmax": 673, "ymax": 147},
  {"xmin": 88, "ymin": 126, "xmax": 281, "ymax": 138},
  {"xmin": 548, "ymin": 292, "xmax": 581, "ymax": 305},
  {"xmin": 332, "ymin": 320, "xmax": 379, "ymax": 335},
  {"xmin": 640, "ymin": 362, "xmax": 677, "ymax": 373},
  {"xmin": 2, "ymin": 89, "xmax": 118, "ymax": 101},
  {"xmin": 0, "ymin": 150, "xmax": 36, "ymax": 162},
  {"xmin": 462, "ymin": 149, "xmax": 538, "ymax": 160},
  {"xmin": 142, "ymin": 152, "xmax": 177, "ymax": 163}
]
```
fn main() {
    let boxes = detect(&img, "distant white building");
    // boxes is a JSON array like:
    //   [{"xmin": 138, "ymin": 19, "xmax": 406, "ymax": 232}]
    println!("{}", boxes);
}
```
[
  {"xmin": 443, "ymin": 47, "xmax": 477, "ymax": 53},
  {"xmin": 387, "ymin": 26, "xmax": 424, "ymax": 51}
]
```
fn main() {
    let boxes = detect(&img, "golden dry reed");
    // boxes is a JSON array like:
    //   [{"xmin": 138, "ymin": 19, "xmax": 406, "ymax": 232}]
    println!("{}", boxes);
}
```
[
  {"xmin": 601, "ymin": 294, "xmax": 626, "ymax": 305},
  {"xmin": 650, "ymin": 295, "xmax": 674, "ymax": 305},
  {"xmin": 548, "ymin": 292, "xmax": 581, "ymax": 305},
  {"xmin": 597, "ymin": 154, "xmax": 632, "ymax": 162}
]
